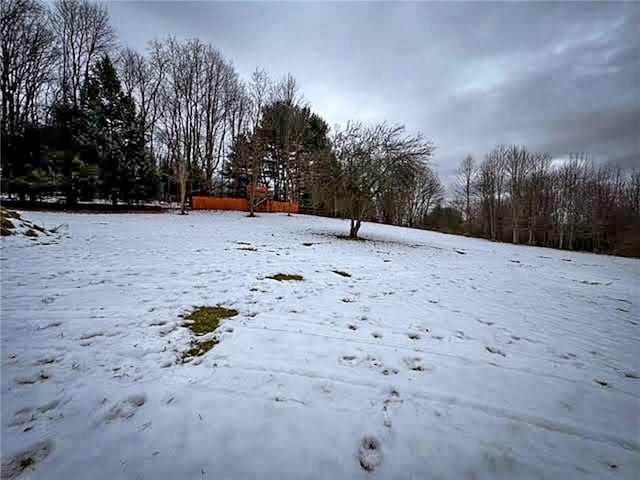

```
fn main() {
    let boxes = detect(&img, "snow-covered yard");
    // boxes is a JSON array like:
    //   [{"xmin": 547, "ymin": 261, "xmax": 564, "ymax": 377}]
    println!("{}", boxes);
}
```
[{"xmin": 1, "ymin": 211, "xmax": 639, "ymax": 479}]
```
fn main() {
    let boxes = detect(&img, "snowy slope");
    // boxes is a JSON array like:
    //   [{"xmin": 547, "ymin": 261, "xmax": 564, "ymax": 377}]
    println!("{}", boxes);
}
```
[{"xmin": 1, "ymin": 211, "xmax": 639, "ymax": 479}]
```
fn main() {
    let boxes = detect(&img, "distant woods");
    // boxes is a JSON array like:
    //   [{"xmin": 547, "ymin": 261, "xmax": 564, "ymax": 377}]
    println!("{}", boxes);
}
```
[
  {"xmin": 1, "ymin": 0, "xmax": 638, "ymax": 255},
  {"xmin": 452, "ymin": 149, "xmax": 640, "ymax": 256}
]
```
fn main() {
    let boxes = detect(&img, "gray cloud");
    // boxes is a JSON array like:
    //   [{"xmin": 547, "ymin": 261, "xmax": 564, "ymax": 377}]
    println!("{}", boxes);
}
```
[{"xmin": 107, "ymin": 1, "xmax": 640, "ymax": 183}]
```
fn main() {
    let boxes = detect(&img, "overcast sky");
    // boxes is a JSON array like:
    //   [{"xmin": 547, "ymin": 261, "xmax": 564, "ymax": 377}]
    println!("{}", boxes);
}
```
[{"xmin": 106, "ymin": 1, "xmax": 639, "ymax": 184}]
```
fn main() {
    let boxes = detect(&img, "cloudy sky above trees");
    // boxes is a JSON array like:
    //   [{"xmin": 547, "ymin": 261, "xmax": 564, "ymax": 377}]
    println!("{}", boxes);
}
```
[{"xmin": 107, "ymin": 1, "xmax": 639, "ymax": 182}]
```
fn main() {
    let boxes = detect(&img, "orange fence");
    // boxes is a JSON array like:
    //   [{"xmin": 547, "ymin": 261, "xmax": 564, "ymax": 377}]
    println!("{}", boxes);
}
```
[{"xmin": 192, "ymin": 196, "xmax": 299, "ymax": 214}]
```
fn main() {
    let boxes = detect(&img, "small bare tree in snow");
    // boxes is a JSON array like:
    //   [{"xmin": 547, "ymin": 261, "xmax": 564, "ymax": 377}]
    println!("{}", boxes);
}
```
[{"xmin": 332, "ymin": 122, "xmax": 434, "ymax": 238}]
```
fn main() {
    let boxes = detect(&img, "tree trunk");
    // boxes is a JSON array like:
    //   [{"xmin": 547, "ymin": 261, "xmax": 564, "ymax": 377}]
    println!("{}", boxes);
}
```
[
  {"xmin": 349, "ymin": 218, "xmax": 361, "ymax": 239},
  {"xmin": 179, "ymin": 176, "xmax": 187, "ymax": 215}
]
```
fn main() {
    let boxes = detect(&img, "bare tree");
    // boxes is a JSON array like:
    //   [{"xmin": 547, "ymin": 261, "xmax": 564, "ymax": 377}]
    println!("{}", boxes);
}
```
[
  {"xmin": 407, "ymin": 165, "xmax": 444, "ymax": 227},
  {"xmin": 477, "ymin": 146, "xmax": 507, "ymax": 241},
  {"xmin": 504, "ymin": 145, "xmax": 531, "ymax": 243},
  {"xmin": 454, "ymin": 155, "xmax": 476, "ymax": 234},
  {"xmin": 332, "ymin": 122, "xmax": 435, "ymax": 238},
  {"xmin": 117, "ymin": 44, "xmax": 166, "ymax": 159},
  {"xmin": 523, "ymin": 152, "xmax": 552, "ymax": 245},
  {"xmin": 50, "ymin": 0, "xmax": 115, "ymax": 108},
  {"xmin": 152, "ymin": 37, "xmax": 245, "ymax": 212},
  {"xmin": 247, "ymin": 68, "xmax": 271, "ymax": 216},
  {"xmin": 554, "ymin": 154, "xmax": 590, "ymax": 249},
  {"xmin": 1, "ymin": 0, "xmax": 56, "ymax": 137}
]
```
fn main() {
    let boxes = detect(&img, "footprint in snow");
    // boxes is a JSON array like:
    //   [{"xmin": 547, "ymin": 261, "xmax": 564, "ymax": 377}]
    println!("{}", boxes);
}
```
[
  {"xmin": 357, "ymin": 436, "xmax": 382, "ymax": 472},
  {"xmin": 341, "ymin": 355, "xmax": 357, "ymax": 364},
  {"xmin": 33, "ymin": 356, "xmax": 60, "ymax": 366},
  {"xmin": 407, "ymin": 332, "xmax": 421, "ymax": 340},
  {"xmin": 15, "ymin": 372, "xmax": 50, "ymax": 385},
  {"xmin": 1, "ymin": 439, "xmax": 54, "ymax": 480},
  {"xmin": 404, "ymin": 357, "xmax": 426, "ymax": 372},
  {"xmin": 79, "ymin": 331, "xmax": 104, "ymax": 340},
  {"xmin": 485, "ymin": 346, "xmax": 506, "ymax": 357},
  {"xmin": 371, "ymin": 332, "xmax": 383, "ymax": 339},
  {"xmin": 104, "ymin": 394, "xmax": 147, "ymax": 422}
]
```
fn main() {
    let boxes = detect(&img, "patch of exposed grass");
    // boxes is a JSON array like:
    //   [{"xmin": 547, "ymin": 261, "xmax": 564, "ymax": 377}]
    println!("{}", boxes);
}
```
[
  {"xmin": 183, "ymin": 306, "xmax": 238, "ymax": 336},
  {"xmin": 266, "ymin": 273, "xmax": 304, "ymax": 281},
  {"xmin": 1, "ymin": 216, "xmax": 14, "ymax": 230},
  {"xmin": 24, "ymin": 228, "xmax": 38, "ymax": 238},
  {"xmin": 1, "ymin": 207, "xmax": 21, "ymax": 220},
  {"xmin": 182, "ymin": 340, "xmax": 218, "ymax": 361},
  {"xmin": 332, "ymin": 270, "xmax": 351, "ymax": 278}
]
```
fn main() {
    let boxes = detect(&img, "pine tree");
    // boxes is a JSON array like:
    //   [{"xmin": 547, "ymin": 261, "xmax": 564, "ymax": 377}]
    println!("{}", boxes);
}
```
[{"xmin": 80, "ymin": 55, "xmax": 159, "ymax": 205}]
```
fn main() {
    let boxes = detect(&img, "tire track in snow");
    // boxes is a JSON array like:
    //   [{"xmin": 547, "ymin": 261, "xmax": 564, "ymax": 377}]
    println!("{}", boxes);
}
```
[
  {"xmin": 221, "ymin": 362, "xmax": 640, "ymax": 454},
  {"xmin": 231, "ymin": 323, "xmax": 638, "ymax": 393}
]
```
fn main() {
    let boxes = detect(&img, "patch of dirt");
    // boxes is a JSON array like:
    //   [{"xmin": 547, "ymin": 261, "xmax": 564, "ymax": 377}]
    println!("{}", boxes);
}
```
[{"xmin": 266, "ymin": 273, "xmax": 304, "ymax": 281}]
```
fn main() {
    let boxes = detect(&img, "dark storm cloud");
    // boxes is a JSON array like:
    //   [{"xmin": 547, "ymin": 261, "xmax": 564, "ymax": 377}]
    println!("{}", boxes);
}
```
[{"xmin": 107, "ymin": 1, "xmax": 640, "ymax": 183}]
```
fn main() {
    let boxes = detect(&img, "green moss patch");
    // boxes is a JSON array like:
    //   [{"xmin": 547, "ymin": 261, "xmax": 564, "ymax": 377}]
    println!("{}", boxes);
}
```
[
  {"xmin": 267, "ymin": 273, "xmax": 304, "ymax": 282},
  {"xmin": 332, "ymin": 270, "xmax": 351, "ymax": 278},
  {"xmin": 183, "ymin": 306, "xmax": 238, "ymax": 336}
]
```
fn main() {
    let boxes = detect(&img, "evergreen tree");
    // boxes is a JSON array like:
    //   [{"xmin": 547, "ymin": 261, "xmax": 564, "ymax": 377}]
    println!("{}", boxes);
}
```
[{"xmin": 81, "ymin": 55, "xmax": 159, "ymax": 205}]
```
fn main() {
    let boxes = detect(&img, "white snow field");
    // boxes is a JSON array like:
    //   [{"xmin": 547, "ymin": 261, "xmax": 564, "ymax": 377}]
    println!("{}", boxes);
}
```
[{"xmin": 1, "ymin": 211, "xmax": 639, "ymax": 480}]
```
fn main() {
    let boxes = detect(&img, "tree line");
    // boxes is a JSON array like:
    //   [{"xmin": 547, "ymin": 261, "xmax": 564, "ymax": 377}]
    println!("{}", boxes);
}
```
[
  {"xmin": 452, "ymin": 148, "xmax": 640, "ymax": 256},
  {"xmin": 2, "ymin": 0, "xmax": 638, "ymax": 254}
]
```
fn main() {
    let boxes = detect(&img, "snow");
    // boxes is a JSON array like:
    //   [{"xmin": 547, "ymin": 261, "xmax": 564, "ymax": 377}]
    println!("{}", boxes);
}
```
[{"xmin": 1, "ymin": 211, "xmax": 639, "ymax": 479}]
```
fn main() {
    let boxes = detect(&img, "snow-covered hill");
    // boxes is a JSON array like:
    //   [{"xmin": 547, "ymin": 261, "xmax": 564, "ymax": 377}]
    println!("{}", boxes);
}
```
[{"xmin": 1, "ymin": 211, "xmax": 638, "ymax": 479}]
